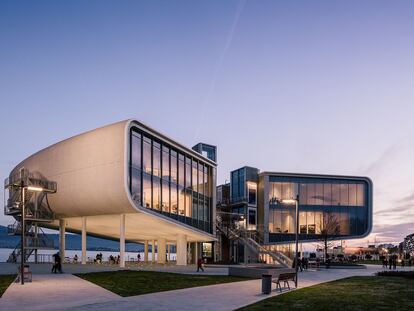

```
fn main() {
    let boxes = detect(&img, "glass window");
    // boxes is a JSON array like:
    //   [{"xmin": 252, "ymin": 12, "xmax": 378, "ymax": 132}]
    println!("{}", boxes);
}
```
[
  {"xmin": 299, "ymin": 211, "xmax": 307, "ymax": 233},
  {"xmin": 323, "ymin": 183, "xmax": 332, "ymax": 206},
  {"xmin": 143, "ymin": 173, "xmax": 151, "ymax": 208},
  {"xmin": 171, "ymin": 183, "xmax": 178, "ymax": 214},
  {"xmin": 239, "ymin": 170, "xmax": 245, "ymax": 199},
  {"xmin": 204, "ymin": 166, "xmax": 209, "ymax": 198},
  {"xmin": 153, "ymin": 142, "xmax": 161, "ymax": 177},
  {"xmin": 356, "ymin": 184, "xmax": 365, "ymax": 206},
  {"xmin": 185, "ymin": 157, "xmax": 192, "ymax": 189},
  {"xmin": 281, "ymin": 210, "xmax": 290, "ymax": 233},
  {"xmin": 274, "ymin": 209, "xmax": 282, "ymax": 233},
  {"xmin": 332, "ymin": 183, "xmax": 340, "ymax": 205},
  {"xmin": 198, "ymin": 163, "xmax": 204, "ymax": 195},
  {"xmin": 178, "ymin": 186, "xmax": 185, "ymax": 216},
  {"xmin": 340, "ymin": 212, "xmax": 350, "ymax": 235},
  {"xmin": 248, "ymin": 209, "xmax": 256, "ymax": 226},
  {"xmin": 131, "ymin": 134, "xmax": 141, "ymax": 168},
  {"xmin": 307, "ymin": 183, "xmax": 316, "ymax": 205},
  {"xmin": 153, "ymin": 177, "xmax": 160, "ymax": 210},
  {"xmin": 247, "ymin": 182, "xmax": 257, "ymax": 205},
  {"xmin": 281, "ymin": 182, "xmax": 290, "ymax": 200},
  {"xmin": 314, "ymin": 183, "xmax": 324, "ymax": 205},
  {"xmin": 143, "ymin": 136, "xmax": 152, "ymax": 174},
  {"xmin": 231, "ymin": 171, "xmax": 238, "ymax": 199},
  {"xmin": 192, "ymin": 194, "xmax": 198, "ymax": 221},
  {"xmin": 307, "ymin": 211, "xmax": 315, "ymax": 234},
  {"xmin": 131, "ymin": 168, "xmax": 141, "ymax": 204},
  {"xmin": 340, "ymin": 184, "xmax": 349, "ymax": 205},
  {"xmin": 348, "ymin": 184, "xmax": 357, "ymax": 206},
  {"xmin": 178, "ymin": 154, "xmax": 185, "ymax": 187},
  {"xmin": 269, "ymin": 209, "xmax": 274, "ymax": 233},
  {"xmin": 162, "ymin": 146, "xmax": 170, "ymax": 181},
  {"xmin": 171, "ymin": 150, "xmax": 177, "ymax": 183},
  {"xmin": 185, "ymin": 191, "xmax": 192, "ymax": 218},
  {"xmin": 274, "ymin": 182, "xmax": 282, "ymax": 203},
  {"xmin": 161, "ymin": 180, "xmax": 170, "ymax": 213},
  {"xmin": 192, "ymin": 161, "xmax": 198, "ymax": 192},
  {"xmin": 315, "ymin": 212, "xmax": 323, "ymax": 234},
  {"xmin": 299, "ymin": 183, "xmax": 307, "ymax": 205}
]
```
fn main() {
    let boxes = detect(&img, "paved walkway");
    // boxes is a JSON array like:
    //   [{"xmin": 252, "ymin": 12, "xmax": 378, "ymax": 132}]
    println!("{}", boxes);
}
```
[
  {"xmin": 0, "ymin": 262, "xmax": 228, "ymax": 275},
  {"xmin": 1, "ymin": 265, "xmax": 410, "ymax": 311}
]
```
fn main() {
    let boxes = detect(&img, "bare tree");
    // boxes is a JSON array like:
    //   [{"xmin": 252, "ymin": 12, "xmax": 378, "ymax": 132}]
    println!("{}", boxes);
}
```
[{"xmin": 318, "ymin": 212, "xmax": 340, "ymax": 261}]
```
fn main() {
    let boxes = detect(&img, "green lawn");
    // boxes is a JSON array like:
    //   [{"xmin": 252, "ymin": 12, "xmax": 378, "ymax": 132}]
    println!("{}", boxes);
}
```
[
  {"xmin": 75, "ymin": 270, "xmax": 252, "ymax": 297},
  {"xmin": 237, "ymin": 276, "xmax": 414, "ymax": 311},
  {"xmin": 0, "ymin": 275, "xmax": 16, "ymax": 298}
]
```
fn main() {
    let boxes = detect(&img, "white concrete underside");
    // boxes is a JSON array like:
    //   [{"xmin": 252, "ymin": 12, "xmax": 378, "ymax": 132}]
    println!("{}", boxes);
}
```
[{"xmin": 51, "ymin": 213, "xmax": 213, "ymax": 243}]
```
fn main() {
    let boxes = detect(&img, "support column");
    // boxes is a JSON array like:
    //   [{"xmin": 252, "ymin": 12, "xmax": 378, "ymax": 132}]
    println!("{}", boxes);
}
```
[
  {"xmin": 59, "ymin": 219, "xmax": 66, "ymax": 261},
  {"xmin": 151, "ymin": 239, "xmax": 156, "ymax": 263},
  {"xmin": 144, "ymin": 241, "xmax": 149, "ymax": 262},
  {"xmin": 176, "ymin": 234, "xmax": 187, "ymax": 266},
  {"xmin": 157, "ymin": 238, "xmax": 166, "ymax": 264},
  {"xmin": 120, "ymin": 214, "xmax": 125, "ymax": 268},
  {"xmin": 81, "ymin": 217, "xmax": 87, "ymax": 265}
]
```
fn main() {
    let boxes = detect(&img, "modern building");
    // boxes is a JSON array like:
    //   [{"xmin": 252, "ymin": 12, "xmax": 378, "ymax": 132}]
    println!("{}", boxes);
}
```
[
  {"xmin": 4, "ymin": 120, "xmax": 217, "ymax": 266},
  {"xmin": 402, "ymin": 233, "xmax": 414, "ymax": 256},
  {"xmin": 216, "ymin": 167, "xmax": 373, "ymax": 264}
]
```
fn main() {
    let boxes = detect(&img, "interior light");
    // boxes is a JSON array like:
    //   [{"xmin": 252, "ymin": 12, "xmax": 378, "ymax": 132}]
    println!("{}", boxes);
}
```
[
  {"xmin": 281, "ymin": 199, "xmax": 297, "ymax": 205},
  {"xmin": 27, "ymin": 186, "xmax": 43, "ymax": 192}
]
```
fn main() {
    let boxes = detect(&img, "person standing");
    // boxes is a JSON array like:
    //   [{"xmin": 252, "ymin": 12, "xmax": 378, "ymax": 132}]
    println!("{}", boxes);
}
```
[{"xmin": 197, "ymin": 257, "xmax": 204, "ymax": 272}]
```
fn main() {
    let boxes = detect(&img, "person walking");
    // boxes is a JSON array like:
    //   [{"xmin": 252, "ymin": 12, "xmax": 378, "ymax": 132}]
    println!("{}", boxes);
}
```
[
  {"xmin": 392, "ymin": 257, "xmax": 397, "ymax": 270},
  {"xmin": 197, "ymin": 257, "xmax": 204, "ymax": 272},
  {"xmin": 382, "ymin": 258, "xmax": 388, "ymax": 269},
  {"xmin": 388, "ymin": 257, "xmax": 392, "ymax": 270}
]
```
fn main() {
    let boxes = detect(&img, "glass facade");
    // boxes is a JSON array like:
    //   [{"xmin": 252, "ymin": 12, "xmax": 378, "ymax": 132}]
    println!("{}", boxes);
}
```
[
  {"xmin": 129, "ymin": 127, "xmax": 213, "ymax": 233},
  {"xmin": 267, "ymin": 176, "xmax": 370, "ymax": 243}
]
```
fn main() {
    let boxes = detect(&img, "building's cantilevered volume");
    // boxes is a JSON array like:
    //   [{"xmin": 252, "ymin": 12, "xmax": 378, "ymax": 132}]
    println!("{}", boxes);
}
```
[{"xmin": 6, "ymin": 120, "xmax": 217, "ymax": 266}]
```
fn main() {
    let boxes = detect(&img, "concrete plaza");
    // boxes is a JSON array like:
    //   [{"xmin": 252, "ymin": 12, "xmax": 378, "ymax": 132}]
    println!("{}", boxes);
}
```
[{"xmin": 1, "ymin": 265, "xmax": 409, "ymax": 311}]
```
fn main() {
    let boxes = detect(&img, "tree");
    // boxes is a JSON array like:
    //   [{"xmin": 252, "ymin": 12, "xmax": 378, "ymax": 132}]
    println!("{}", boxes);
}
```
[{"xmin": 318, "ymin": 212, "xmax": 340, "ymax": 262}]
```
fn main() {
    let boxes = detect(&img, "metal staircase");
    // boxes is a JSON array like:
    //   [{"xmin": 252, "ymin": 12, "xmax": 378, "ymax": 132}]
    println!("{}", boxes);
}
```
[
  {"xmin": 4, "ymin": 169, "xmax": 57, "ymax": 263},
  {"xmin": 216, "ymin": 217, "xmax": 293, "ymax": 267}
]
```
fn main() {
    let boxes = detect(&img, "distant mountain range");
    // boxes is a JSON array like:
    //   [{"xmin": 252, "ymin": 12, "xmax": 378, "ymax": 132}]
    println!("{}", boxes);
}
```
[{"xmin": 0, "ymin": 225, "xmax": 144, "ymax": 252}]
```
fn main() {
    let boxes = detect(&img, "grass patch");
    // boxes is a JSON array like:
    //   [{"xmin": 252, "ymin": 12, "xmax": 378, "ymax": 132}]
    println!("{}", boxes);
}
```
[
  {"xmin": 75, "ymin": 270, "xmax": 252, "ymax": 297},
  {"xmin": 237, "ymin": 276, "xmax": 414, "ymax": 311},
  {"xmin": 0, "ymin": 275, "xmax": 16, "ymax": 298}
]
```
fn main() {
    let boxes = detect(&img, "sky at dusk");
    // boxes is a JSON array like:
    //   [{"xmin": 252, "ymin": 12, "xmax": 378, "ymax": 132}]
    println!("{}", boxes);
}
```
[{"xmin": 1, "ymin": 0, "xmax": 414, "ymax": 246}]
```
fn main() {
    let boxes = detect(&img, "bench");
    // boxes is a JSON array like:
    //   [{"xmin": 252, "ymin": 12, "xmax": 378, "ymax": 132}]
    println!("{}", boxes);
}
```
[{"xmin": 272, "ymin": 272, "xmax": 296, "ymax": 292}]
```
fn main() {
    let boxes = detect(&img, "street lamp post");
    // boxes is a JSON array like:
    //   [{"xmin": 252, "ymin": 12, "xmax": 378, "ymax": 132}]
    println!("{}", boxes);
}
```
[
  {"xmin": 20, "ymin": 180, "xmax": 25, "ymax": 285},
  {"xmin": 281, "ymin": 194, "xmax": 300, "ymax": 288}
]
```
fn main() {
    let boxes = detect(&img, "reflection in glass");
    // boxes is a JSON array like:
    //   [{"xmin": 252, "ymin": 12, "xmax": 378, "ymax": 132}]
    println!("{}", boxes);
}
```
[
  {"xmin": 153, "ymin": 142, "xmax": 161, "ymax": 177},
  {"xmin": 171, "ymin": 183, "xmax": 178, "ymax": 214},
  {"xmin": 185, "ymin": 157, "xmax": 191, "ymax": 189},
  {"xmin": 131, "ymin": 134, "xmax": 141, "ymax": 168},
  {"xmin": 356, "ymin": 184, "xmax": 364, "ymax": 206},
  {"xmin": 178, "ymin": 186, "xmax": 185, "ymax": 216},
  {"xmin": 340, "ymin": 184, "xmax": 349, "ymax": 205},
  {"xmin": 332, "ymin": 183, "xmax": 340, "ymax": 205},
  {"xmin": 171, "ymin": 150, "xmax": 177, "ymax": 183},
  {"xmin": 143, "ymin": 137, "xmax": 152, "ymax": 174},
  {"xmin": 323, "ymin": 183, "xmax": 332, "ymax": 205},
  {"xmin": 131, "ymin": 168, "xmax": 141, "ymax": 204},
  {"xmin": 162, "ymin": 180, "xmax": 170, "ymax": 213},
  {"xmin": 314, "ymin": 184, "xmax": 324, "ymax": 205},
  {"xmin": 162, "ymin": 146, "xmax": 169, "ymax": 181},
  {"xmin": 348, "ymin": 184, "xmax": 357, "ymax": 206},
  {"xmin": 178, "ymin": 154, "xmax": 185, "ymax": 187},
  {"xmin": 153, "ymin": 177, "xmax": 160, "ymax": 210},
  {"xmin": 143, "ymin": 173, "xmax": 151, "ymax": 208}
]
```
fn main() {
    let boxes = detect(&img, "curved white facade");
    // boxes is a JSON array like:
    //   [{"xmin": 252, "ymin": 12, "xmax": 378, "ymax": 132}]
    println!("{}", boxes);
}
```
[{"xmin": 10, "ymin": 120, "xmax": 216, "ymax": 244}]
